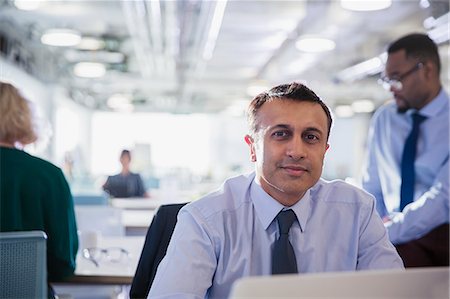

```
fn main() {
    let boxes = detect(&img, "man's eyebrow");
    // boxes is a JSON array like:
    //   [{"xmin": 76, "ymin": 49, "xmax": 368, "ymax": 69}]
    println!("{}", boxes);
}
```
[
  {"xmin": 304, "ymin": 127, "xmax": 324, "ymax": 135},
  {"xmin": 270, "ymin": 124, "xmax": 291, "ymax": 130}
]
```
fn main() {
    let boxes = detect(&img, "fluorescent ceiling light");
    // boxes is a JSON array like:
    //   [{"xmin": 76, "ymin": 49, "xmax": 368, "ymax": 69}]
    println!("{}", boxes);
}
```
[
  {"xmin": 335, "ymin": 105, "xmax": 354, "ymax": 118},
  {"xmin": 351, "ymin": 100, "xmax": 375, "ymax": 113},
  {"xmin": 427, "ymin": 13, "xmax": 450, "ymax": 44},
  {"xmin": 419, "ymin": 0, "xmax": 431, "ymax": 9},
  {"xmin": 14, "ymin": 0, "xmax": 42, "ymax": 10},
  {"xmin": 340, "ymin": 0, "xmax": 392, "ymax": 11},
  {"xmin": 65, "ymin": 50, "xmax": 125, "ymax": 64},
  {"xmin": 41, "ymin": 29, "xmax": 81, "ymax": 47},
  {"xmin": 203, "ymin": 0, "xmax": 228, "ymax": 60},
  {"xmin": 296, "ymin": 37, "xmax": 336, "ymax": 53},
  {"xmin": 73, "ymin": 62, "xmax": 106, "ymax": 78},
  {"xmin": 337, "ymin": 56, "xmax": 384, "ymax": 82},
  {"xmin": 107, "ymin": 94, "xmax": 134, "ymax": 112},
  {"xmin": 77, "ymin": 37, "xmax": 105, "ymax": 50}
]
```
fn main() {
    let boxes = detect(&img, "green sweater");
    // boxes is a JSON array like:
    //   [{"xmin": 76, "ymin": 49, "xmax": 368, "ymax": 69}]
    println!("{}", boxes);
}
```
[{"xmin": 0, "ymin": 147, "xmax": 78, "ymax": 281}]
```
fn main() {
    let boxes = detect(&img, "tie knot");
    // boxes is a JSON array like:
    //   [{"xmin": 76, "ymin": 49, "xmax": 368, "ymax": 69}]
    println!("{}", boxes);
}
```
[
  {"xmin": 411, "ymin": 113, "xmax": 426, "ymax": 126},
  {"xmin": 277, "ymin": 209, "xmax": 297, "ymax": 235}
]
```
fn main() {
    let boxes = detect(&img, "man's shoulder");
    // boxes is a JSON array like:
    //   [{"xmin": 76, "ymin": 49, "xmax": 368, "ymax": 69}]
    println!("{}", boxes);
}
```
[
  {"xmin": 312, "ymin": 178, "xmax": 375, "ymax": 207},
  {"xmin": 183, "ymin": 172, "xmax": 255, "ymax": 220},
  {"xmin": 372, "ymin": 101, "xmax": 397, "ymax": 119}
]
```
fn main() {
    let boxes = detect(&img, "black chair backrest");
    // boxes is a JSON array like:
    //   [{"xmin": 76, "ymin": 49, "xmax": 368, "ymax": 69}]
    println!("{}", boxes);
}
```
[{"xmin": 130, "ymin": 203, "xmax": 187, "ymax": 299}]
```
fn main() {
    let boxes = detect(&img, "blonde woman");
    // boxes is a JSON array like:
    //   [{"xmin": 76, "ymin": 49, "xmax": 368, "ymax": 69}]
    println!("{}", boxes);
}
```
[{"xmin": 0, "ymin": 82, "xmax": 78, "ymax": 298}]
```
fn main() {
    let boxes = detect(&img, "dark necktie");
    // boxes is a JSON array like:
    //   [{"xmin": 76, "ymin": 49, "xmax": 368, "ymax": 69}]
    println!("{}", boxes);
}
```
[
  {"xmin": 400, "ymin": 113, "xmax": 427, "ymax": 211},
  {"xmin": 272, "ymin": 209, "xmax": 298, "ymax": 275}
]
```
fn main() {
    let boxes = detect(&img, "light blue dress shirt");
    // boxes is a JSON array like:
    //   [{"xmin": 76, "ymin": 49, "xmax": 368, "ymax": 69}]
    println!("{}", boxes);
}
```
[
  {"xmin": 362, "ymin": 89, "xmax": 449, "ymax": 244},
  {"xmin": 148, "ymin": 172, "xmax": 403, "ymax": 299}
]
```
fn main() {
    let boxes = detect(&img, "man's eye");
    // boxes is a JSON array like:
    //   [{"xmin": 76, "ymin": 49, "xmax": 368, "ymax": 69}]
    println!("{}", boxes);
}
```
[
  {"xmin": 273, "ymin": 131, "xmax": 289, "ymax": 138},
  {"xmin": 304, "ymin": 134, "xmax": 319, "ymax": 142}
]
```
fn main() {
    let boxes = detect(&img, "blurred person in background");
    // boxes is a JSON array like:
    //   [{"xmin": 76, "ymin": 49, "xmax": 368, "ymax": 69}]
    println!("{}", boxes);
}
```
[
  {"xmin": 362, "ymin": 33, "xmax": 448, "ymax": 267},
  {"xmin": 0, "ymin": 82, "xmax": 78, "ymax": 298},
  {"xmin": 103, "ymin": 149, "xmax": 149, "ymax": 198}
]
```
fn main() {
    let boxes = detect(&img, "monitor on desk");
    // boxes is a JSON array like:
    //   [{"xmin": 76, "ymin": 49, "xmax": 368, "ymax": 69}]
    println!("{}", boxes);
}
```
[{"xmin": 229, "ymin": 267, "xmax": 449, "ymax": 299}]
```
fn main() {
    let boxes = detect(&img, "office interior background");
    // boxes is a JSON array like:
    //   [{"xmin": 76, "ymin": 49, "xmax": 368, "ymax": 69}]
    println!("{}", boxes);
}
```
[{"xmin": 0, "ymin": 0, "xmax": 449, "ymax": 201}]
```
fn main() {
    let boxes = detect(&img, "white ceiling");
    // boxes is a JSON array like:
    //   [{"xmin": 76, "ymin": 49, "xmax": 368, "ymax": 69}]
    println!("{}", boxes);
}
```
[{"xmin": 0, "ymin": 0, "xmax": 448, "ymax": 113}]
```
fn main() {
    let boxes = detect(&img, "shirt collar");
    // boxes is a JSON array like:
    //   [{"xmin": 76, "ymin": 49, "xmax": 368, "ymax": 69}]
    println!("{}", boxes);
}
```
[
  {"xmin": 413, "ymin": 88, "xmax": 449, "ymax": 118},
  {"xmin": 249, "ymin": 176, "xmax": 311, "ymax": 232}
]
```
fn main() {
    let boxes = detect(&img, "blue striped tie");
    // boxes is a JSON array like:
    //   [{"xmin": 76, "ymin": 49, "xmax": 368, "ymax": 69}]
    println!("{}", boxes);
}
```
[{"xmin": 400, "ymin": 113, "xmax": 426, "ymax": 211}]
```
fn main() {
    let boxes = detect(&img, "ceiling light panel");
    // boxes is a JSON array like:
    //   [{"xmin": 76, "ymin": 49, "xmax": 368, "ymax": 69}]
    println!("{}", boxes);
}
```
[
  {"xmin": 77, "ymin": 37, "xmax": 106, "ymax": 50},
  {"xmin": 351, "ymin": 99, "xmax": 375, "ymax": 113},
  {"xmin": 340, "ymin": 0, "xmax": 392, "ymax": 12},
  {"xmin": 296, "ymin": 37, "xmax": 336, "ymax": 53},
  {"xmin": 73, "ymin": 62, "xmax": 106, "ymax": 78},
  {"xmin": 41, "ymin": 29, "xmax": 81, "ymax": 47},
  {"xmin": 14, "ymin": 0, "xmax": 42, "ymax": 11}
]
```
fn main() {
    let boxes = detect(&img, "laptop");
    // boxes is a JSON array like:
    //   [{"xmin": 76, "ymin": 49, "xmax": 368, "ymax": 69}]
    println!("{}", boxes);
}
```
[{"xmin": 229, "ymin": 267, "xmax": 449, "ymax": 299}]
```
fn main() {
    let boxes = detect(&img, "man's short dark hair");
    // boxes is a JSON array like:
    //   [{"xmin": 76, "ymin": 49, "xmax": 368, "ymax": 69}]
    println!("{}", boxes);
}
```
[
  {"xmin": 247, "ymin": 82, "xmax": 333, "ymax": 140},
  {"xmin": 388, "ymin": 33, "xmax": 440, "ymax": 73}
]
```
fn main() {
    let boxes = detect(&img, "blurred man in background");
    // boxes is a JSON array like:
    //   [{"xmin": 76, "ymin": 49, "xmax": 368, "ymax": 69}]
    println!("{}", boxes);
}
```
[{"xmin": 362, "ymin": 33, "xmax": 449, "ymax": 267}]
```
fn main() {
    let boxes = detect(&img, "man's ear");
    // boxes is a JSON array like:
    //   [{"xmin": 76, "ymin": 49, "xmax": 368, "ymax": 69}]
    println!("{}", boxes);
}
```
[
  {"xmin": 325, "ymin": 143, "xmax": 330, "ymax": 152},
  {"xmin": 423, "ymin": 61, "xmax": 437, "ymax": 80},
  {"xmin": 244, "ymin": 135, "xmax": 257, "ymax": 162}
]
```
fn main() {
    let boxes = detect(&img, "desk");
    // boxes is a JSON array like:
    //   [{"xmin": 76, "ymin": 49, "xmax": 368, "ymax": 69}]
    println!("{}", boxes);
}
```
[
  {"xmin": 122, "ymin": 210, "xmax": 155, "ymax": 235},
  {"xmin": 111, "ymin": 198, "xmax": 163, "ymax": 210},
  {"xmin": 58, "ymin": 236, "xmax": 145, "ymax": 285},
  {"xmin": 111, "ymin": 192, "xmax": 193, "ymax": 210}
]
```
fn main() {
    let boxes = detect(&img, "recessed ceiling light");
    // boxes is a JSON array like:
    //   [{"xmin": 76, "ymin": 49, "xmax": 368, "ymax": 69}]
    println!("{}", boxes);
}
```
[
  {"xmin": 14, "ymin": 0, "xmax": 41, "ymax": 10},
  {"xmin": 337, "ymin": 56, "xmax": 383, "ymax": 82},
  {"xmin": 340, "ymin": 0, "xmax": 392, "ymax": 11},
  {"xmin": 41, "ymin": 29, "xmax": 81, "ymax": 47},
  {"xmin": 419, "ymin": 0, "xmax": 431, "ymax": 9},
  {"xmin": 295, "ymin": 37, "xmax": 336, "ymax": 53},
  {"xmin": 77, "ymin": 37, "xmax": 105, "ymax": 51},
  {"xmin": 107, "ymin": 94, "xmax": 134, "ymax": 112},
  {"xmin": 351, "ymin": 100, "xmax": 375, "ymax": 113},
  {"xmin": 335, "ymin": 105, "xmax": 354, "ymax": 118},
  {"xmin": 73, "ymin": 62, "xmax": 106, "ymax": 78}
]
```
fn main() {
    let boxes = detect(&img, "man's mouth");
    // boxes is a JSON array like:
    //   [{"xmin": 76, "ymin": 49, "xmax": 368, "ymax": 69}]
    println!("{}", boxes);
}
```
[{"xmin": 281, "ymin": 165, "xmax": 308, "ymax": 176}]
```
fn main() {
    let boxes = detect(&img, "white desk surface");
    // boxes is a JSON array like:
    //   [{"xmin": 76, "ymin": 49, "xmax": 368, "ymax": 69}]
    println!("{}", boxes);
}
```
[
  {"xmin": 65, "ymin": 236, "xmax": 145, "ymax": 284},
  {"xmin": 121, "ymin": 210, "xmax": 155, "ymax": 228},
  {"xmin": 111, "ymin": 198, "xmax": 164, "ymax": 210},
  {"xmin": 110, "ymin": 190, "xmax": 194, "ymax": 210}
]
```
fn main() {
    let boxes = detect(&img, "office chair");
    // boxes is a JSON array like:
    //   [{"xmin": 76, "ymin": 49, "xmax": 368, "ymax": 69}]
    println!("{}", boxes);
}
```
[
  {"xmin": 130, "ymin": 203, "xmax": 187, "ymax": 299},
  {"xmin": 0, "ymin": 230, "xmax": 48, "ymax": 299}
]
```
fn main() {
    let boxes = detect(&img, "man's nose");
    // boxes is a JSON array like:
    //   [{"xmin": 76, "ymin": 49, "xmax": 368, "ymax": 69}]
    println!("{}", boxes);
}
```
[{"xmin": 286, "ymin": 136, "xmax": 306, "ymax": 160}]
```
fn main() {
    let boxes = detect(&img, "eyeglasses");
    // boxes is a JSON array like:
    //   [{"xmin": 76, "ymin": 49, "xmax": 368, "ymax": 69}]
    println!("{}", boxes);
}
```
[
  {"xmin": 378, "ymin": 62, "xmax": 424, "ymax": 91},
  {"xmin": 83, "ymin": 247, "xmax": 129, "ymax": 267}
]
